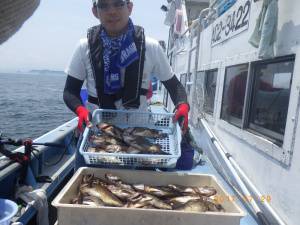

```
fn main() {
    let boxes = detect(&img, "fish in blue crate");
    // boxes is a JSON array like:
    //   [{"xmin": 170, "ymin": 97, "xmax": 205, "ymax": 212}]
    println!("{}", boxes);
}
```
[{"xmin": 87, "ymin": 122, "xmax": 169, "ymax": 155}]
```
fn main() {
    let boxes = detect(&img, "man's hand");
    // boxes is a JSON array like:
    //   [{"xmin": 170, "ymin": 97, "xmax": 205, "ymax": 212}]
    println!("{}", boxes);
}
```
[
  {"xmin": 75, "ymin": 106, "xmax": 91, "ymax": 132},
  {"xmin": 174, "ymin": 103, "xmax": 189, "ymax": 134}
]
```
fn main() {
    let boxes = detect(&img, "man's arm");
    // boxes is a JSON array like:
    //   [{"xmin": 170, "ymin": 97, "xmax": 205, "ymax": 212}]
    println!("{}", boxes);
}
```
[
  {"xmin": 161, "ymin": 75, "xmax": 188, "ymax": 108},
  {"xmin": 149, "ymin": 38, "xmax": 188, "ymax": 107},
  {"xmin": 63, "ymin": 75, "xmax": 84, "ymax": 113},
  {"xmin": 64, "ymin": 39, "xmax": 91, "ymax": 131},
  {"xmin": 162, "ymin": 75, "xmax": 190, "ymax": 133},
  {"xmin": 149, "ymin": 38, "xmax": 189, "ymax": 132}
]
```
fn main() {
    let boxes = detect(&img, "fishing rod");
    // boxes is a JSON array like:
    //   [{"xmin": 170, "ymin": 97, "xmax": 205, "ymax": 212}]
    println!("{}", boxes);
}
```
[
  {"xmin": 0, "ymin": 134, "xmax": 68, "ymax": 183},
  {"xmin": 0, "ymin": 137, "xmax": 66, "ymax": 148},
  {"xmin": 199, "ymin": 120, "xmax": 284, "ymax": 225}
]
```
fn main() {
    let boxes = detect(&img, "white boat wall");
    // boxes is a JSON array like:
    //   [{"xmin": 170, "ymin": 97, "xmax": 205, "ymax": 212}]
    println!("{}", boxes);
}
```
[{"xmin": 164, "ymin": 0, "xmax": 300, "ymax": 225}]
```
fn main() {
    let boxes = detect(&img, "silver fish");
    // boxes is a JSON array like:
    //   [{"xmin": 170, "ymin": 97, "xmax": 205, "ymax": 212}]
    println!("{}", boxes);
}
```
[
  {"xmin": 142, "ymin": 194, "xmax": 172, "ymax": 210},
  {"xmin": 195, "ymin": 186, "xmax": 217, "ymax": 197},
  {"xmin": 97, "ymin": 156, "xmax": 123, "ymax": 164},
  {"xmin": 127, "ymin": 194, "xmax": 170, "ymax": 209},
  {"xmin": 97, "ymin": 123, "xmax": 124, "ymax": 141},
  {"xmin": 102, "ymin": 144, "xmax": 128, "ymax": 153},
  {"xmin": 90, "ymin": 134, "xmax": 125, "ymax": 146},
  {"xmin": 168, "ymin": 196, "xmax": 202, "ymax": 209},
  {"xmin": 126, "ymin": 194, "xmax": 153, "ymax": 208},
  {"xmin": 124, "ymin": 127, "xmax": 168, "ymax": 139},
  {"xmin": 106, "ymin": 184, "xmax": 138, "ymax": 201},
  {"xmin": 176, "ymin": 200, "xmax": 208, "ymax": 212},
  {"xmin": 105, "ymin": 173, "xmax": 135, "ymax": 191},
  {"xmin": 80, "ymin": 183, "xmax": 123, "ymax": 207},
  {"xmin": 167, "ymin": 184, "xmax": 197, "ymax": 195},
  {"xmin": 203, "ymin": 197, "xmax": 225, "ymax": 212},
  {"xmin": 133, "ymin": 184, "xmax": 179, "ymax": 198},
  {"xmin": 88, "ymin": 145, "xmax": 128, "ymax": 154},
  {"xmin": 122, "ymin": 131, "xmax": 166, "ymax": 155},
  {"xmin": 126, "ymin": 146, "xmax": 141, "ymax": 154},
  {"xmin": 82, "ymin": 195, "xmax": 105, "ymax": 207}
]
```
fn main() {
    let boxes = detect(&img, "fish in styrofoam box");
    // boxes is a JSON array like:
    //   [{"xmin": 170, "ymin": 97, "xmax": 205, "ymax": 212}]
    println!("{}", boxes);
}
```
[{"xmin": 52, "ymin": 168, "xmax": 246, "ymax": 225}]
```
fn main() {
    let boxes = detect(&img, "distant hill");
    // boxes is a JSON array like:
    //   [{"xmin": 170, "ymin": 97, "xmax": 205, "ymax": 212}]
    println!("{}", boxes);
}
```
[{"xmin": 29, "ymin": 70, "xmax": 65, "ymax": 75}]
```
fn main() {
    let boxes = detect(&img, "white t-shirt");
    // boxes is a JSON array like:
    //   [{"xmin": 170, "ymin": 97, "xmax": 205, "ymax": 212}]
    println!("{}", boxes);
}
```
[{"xmin": 65, "ymin": 36, "xmax": 173, "ymax": 111}]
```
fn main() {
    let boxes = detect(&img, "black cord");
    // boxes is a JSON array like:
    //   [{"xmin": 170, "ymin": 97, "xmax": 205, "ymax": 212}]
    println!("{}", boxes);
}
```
[
  {"xmin": 44, "ymin": 130, "xmax": 76, "ymax": 167},
  {"xmin": 31, "ymin": 149, "xmax": 39, "ymax": 159},
  {"xmin": 43, "ymin": 146, "xmax": 68, "ymax": 167},
  {"xmin": 32, "ymin": 131, "xmax": 76, "ymax": 167}
]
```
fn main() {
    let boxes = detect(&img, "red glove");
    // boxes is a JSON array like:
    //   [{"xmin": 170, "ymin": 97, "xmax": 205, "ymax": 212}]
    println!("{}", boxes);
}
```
[
  {"xmin": 174, "ymin": 103, "xmax": 189, "ymax": 133},
  {"xmin": 146, "ymin": 81, "xmax": 153, "ymax": 100},
  {"xmin": 75, "ymin": 106, "xmax": 90, "ymax": 132}
]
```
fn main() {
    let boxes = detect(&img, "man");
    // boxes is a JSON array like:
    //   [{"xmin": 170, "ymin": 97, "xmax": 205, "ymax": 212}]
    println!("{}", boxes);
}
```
[{"xmin": 63, "ymin": 0, "xmax": 189, "ymax": 133}]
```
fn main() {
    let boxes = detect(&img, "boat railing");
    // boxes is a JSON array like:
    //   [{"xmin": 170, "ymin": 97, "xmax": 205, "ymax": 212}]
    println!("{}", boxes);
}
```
[{"xmin": 168, "ymin": 6, "xmax": 212, "ymax": 56}]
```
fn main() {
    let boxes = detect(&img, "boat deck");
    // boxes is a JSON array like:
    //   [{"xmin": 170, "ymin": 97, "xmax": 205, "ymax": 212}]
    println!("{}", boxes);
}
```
[
  {"xmin": 2, "ymin": 101, "xmax": 259, "ymax": 225},
  {"xmin": 190, "ymin": 159, "xmax": 258, "ymax": 225},
  {"xmin": 148, "ymin": 98, "xmax": 258, "ymax": 225},
  {"xmin": 53, "ymin": 159, "xmax": 258, "ymax": 225},
  {"xmin": 54, "ymin": 98, "xmax": 259, "ymax": 225}
]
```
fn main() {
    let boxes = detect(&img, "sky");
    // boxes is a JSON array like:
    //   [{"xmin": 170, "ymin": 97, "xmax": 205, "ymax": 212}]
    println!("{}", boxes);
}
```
[{"xmin": 0, "ymin": 0, "xmax": 169, "ymax": 73}]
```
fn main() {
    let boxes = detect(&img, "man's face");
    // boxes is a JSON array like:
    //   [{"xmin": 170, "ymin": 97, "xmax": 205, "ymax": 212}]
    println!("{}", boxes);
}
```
[{"xmin": 93, "ymin": 0, "xmax": 133, "ymax": 37}]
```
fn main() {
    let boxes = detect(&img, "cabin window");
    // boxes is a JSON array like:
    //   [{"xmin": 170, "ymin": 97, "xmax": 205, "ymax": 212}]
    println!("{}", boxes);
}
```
[
  {"xmin": 204, "ymin": 70, "xmax": 218, "ymax": 115},
  {"xmin": 248, "ymin": 57, "xmax": 294, "ymax": 143},
  {"xmin": 221, "ymin": 64, "xmax": 249, "ymax": 127},
  {"xmin": 194, "ymin": 71, "xmax": 206, "ymax": 115}
]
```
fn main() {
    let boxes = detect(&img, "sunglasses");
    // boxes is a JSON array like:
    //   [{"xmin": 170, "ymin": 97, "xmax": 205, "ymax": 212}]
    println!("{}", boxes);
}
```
[{"xmin": 96, "ymin": 0, "xmax": 128, "ymax": 11}]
